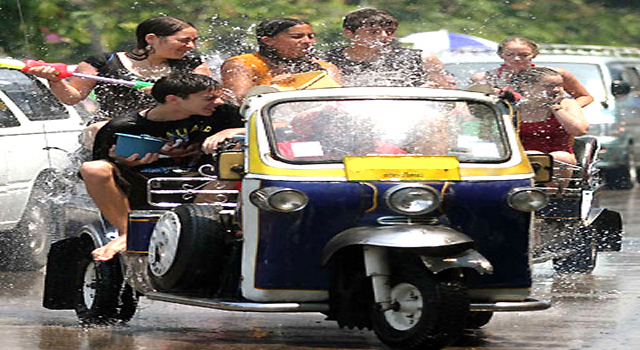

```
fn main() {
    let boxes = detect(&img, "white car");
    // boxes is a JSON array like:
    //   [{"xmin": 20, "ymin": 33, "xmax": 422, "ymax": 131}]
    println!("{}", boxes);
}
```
[{"xmin": 0, "ymin": 57, "xmax": 84, "ymax": 270}]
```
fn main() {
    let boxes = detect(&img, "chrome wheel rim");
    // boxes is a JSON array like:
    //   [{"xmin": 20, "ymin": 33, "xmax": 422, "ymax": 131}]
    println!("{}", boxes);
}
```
[
  {"xmin": 384, "ymin": 282, "xmax": 423, "ymax": 331},
  {"xmin": 82, "ymin": 261, "xmax": 97, "ymax": 308},
  {"xmin": 148, "ymin": 212, "xmax": 181, "ymax": 277}
]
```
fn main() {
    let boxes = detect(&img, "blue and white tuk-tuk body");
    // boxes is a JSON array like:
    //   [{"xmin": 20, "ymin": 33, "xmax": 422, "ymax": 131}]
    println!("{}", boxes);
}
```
[{"xmin": 49, "ymin": 87, "xmax": 612, "ymax": 349}]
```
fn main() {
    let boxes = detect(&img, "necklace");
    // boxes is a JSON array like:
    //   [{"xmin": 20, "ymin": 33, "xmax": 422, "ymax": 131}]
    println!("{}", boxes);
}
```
[{"xmin": 135, "ymin": 59, "xmax": 171, "ymax": 79}]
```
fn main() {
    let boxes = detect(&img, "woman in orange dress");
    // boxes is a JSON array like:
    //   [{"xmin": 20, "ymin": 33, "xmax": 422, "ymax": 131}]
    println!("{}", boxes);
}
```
[{"xmin": 221, "ymin": 18, "xmax": 341, "ymax": 105}]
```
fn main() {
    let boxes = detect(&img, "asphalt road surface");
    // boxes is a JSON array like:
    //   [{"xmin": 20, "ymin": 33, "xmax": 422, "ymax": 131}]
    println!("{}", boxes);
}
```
[{"xmin": 0, "ymin": 188, "xmax": 638, "ymax": 350}]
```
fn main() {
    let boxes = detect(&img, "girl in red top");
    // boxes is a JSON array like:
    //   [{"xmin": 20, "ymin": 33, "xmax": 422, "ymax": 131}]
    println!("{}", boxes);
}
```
[{"xmin": 514, "ymin": 67, "xmax": 589, "ymax": 183}]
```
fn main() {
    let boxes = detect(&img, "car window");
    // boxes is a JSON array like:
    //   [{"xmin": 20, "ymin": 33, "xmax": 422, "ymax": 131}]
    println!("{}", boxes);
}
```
[
  {"xmin": 622, "ymin": 67, "xmax": 640, "ymax": 91},
  {"xmin": 535, "ymin": 62, "xmax": 607, "ymax": 102},
  {"xmin": 0, "ymin": 100, "xmax": 20, "ymax": 128},
  {"xmin": 443, "ymin": 62, "xmax": 501, "ymax": 88},
  {"xmin": 0, "ymin": 68, "xmax": 69, "ymax": 121}
]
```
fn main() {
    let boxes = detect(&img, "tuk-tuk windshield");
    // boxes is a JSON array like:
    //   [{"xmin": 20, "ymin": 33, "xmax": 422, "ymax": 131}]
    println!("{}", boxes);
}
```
[{"xmin": 267, "ymin": 99, "xmax": 509, "ymax": 163}]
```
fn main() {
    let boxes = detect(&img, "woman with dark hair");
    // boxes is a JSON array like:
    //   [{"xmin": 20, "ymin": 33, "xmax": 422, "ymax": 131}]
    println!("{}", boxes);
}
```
[
  {"xmin": 514, "ymin": 67, "xmax": 589, "ymax": 181},
  {"xmin": 472, "ymin": 37, "xmax": 593, "ymax": 107},
  {"xmin": 221, "ymin": 17, "xmax": 340, "ymax": 105},
  {"xmin": 27, "ymin": 16, "xmax": 211, "ymax": 122}
]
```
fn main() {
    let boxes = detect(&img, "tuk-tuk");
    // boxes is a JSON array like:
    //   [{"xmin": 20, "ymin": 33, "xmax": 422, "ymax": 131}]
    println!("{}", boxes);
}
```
[{"xmin": 43, "ymin": 87, "xmax": 621, "ymax": 349}]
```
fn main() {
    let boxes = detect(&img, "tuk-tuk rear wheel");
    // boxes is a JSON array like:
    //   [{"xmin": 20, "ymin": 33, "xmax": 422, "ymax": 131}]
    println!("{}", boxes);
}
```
[
  {"xmin": 552, "ymin": 228, "xmax": 597, "ymax": 274},
  {"xmin": 148, "ymin": 204, "xmax": 226, "ymax": 292},
  {"xmin": 371, "ymin": 262, "xmax": 468, "ymax": 350},
  {"xmin": 74, "ymin": 248, "xmax": 138, "ymax": 325}
]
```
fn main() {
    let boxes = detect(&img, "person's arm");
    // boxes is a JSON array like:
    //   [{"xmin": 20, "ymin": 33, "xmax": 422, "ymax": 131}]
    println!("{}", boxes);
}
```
[
  {"xmin": 26, "ymin": 61, "xmax": 97, "ymax": 105},
  {"xmin": 552, "ymin": 98, "xmax": 589, "ymax": 136},
  {"xmin": 471, "ymin": 71, "xmax": 489, "ymax": 85},
  {"xmin": 420, "ymin": 52, "xmax": 450, "ymax": 88},
  {"xmin": 221, "ymin": 58, "xmax": 256, "ymax": 106},
  {"xmin": 193, "ymin": 61, "xmax": 213, "ymax": 76},
  {"xmin": 553, "ymin": 66, "xmax": 594, "ymax": 107},
  {"xmin": 322, "ymin": 61, "xmax": 343, "ymax": 86}
]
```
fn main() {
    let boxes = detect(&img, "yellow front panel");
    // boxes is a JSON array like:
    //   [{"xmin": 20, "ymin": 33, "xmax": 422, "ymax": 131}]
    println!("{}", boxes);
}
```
[{"xmin": 343, "ymin": 156, "xmax": 461, "ymax": 181}]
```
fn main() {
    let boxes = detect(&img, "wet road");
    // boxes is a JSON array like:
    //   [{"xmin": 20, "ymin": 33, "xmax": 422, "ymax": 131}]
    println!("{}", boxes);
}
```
[{"xmin": 1, "ymin": 189, "xmax": 639, "ymax": 350}]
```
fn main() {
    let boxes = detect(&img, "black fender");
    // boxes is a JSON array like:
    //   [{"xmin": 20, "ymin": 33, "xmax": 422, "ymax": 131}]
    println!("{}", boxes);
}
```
[
  {"xmin": 588, "ymin": 208, "xmax": 623, "ymax": 252},
  {"xmin": 43, "ymin": 236, "xmax": 91, "ymax": 309},
  {"xmin": 320, "ymin": 225, "xmax": 493, "ymax": 275}
]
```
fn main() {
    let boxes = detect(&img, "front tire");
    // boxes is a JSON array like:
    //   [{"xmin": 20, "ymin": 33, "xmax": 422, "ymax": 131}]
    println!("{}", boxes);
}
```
[{"xmin": 371, "ymin": 261, "xmax": 469, "ymax": 350}]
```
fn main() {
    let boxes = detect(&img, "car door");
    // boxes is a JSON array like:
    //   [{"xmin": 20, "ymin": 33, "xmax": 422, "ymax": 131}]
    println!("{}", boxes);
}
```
[
  {"xmin": 0, "ymin": 68, "xmax": 81, "ymax": 230},
  {"xmin": 611, "ymin": 63, "xmax": 640, "ymax": 170}
]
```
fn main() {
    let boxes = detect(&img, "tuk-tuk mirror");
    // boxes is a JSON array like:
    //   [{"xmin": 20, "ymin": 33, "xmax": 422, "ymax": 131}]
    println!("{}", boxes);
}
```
[
  {"xmin": 527, "ymin": 154, "xmax": 553, "ymax": 183},
  {"xmin": 217, "ymin": 151, "xmax": 244, "ymax": 181},
  {"xmin": 241, "ymin": 86, "xmax": 280, "ymax": 114}
]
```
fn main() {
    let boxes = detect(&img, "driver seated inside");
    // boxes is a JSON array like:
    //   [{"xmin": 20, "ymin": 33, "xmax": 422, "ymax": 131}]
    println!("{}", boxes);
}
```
[
  {"xmin": 81, "ymin": 73, "xmax": 245, "ymax": 262},
  {"xmin": 275, "ymin": 103, "xmax": 408, "ymax": 160}
]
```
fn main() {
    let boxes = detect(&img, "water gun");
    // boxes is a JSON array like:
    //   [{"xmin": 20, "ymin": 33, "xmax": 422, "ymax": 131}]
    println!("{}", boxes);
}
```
[{"xmin": 0, "ymin": 59, "xmax": 154, "ymax": 90}]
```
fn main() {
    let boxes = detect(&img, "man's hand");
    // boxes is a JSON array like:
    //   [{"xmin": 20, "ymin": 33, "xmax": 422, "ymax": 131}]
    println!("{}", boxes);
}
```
[
  {"xmin": 160, "ymin": 141, "xmax": 200, "ymax": 158},
  {"xmin": 201, "ymin": 128, "xmax": 246, "ymax": 154},
  {"xmin": 108, "ymin": 145, "xmax": 159, "ymax": 166}
]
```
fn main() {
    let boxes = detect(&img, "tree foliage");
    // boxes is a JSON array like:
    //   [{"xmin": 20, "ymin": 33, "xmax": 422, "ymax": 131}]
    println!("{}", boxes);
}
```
[{"xmin": 0, "ymin": 0, "xmax": 637, "ymax": 63}]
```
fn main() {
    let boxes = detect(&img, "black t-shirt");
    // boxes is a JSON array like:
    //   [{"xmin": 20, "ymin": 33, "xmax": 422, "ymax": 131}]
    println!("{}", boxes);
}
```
[
  {"xmin": 322, "ymin": 46, "xmax": 426, "ymax": 87},
  {"xmin": 83, "ymin": 52, "xmax": 203, "ymax": 120},
  {"xmin": 92, "ymin": 104, "xmax": 243, "ymax": 169}
]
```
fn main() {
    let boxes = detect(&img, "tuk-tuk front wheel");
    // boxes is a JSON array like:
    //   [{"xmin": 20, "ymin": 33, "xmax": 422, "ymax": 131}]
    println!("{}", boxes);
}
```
[
  {"xmin": 74, "ymin": 252, "xmax": 138, "ymax": 325},
  {"xmin": 371, "ymin": 263, "xmax": 468, "ymax": 350}
]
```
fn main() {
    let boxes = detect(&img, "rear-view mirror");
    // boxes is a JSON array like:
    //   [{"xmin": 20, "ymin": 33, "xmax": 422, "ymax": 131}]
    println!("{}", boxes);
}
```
[{"xmin": 217, "ymin": 151, "xmax": 244, "ymax": 181}]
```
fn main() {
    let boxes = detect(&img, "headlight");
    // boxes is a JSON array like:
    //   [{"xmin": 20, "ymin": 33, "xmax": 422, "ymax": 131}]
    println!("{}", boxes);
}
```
[
  {"xmin": 507, "ymin": 188, "xmax": 549, "ymax": 212},
  {"xmin": 385, "ymin": 185, "xmax": 440, "ymax": 216},
  {"xmin": 250, "ymin": 187, "xmax": 308, "ymax": 212}
]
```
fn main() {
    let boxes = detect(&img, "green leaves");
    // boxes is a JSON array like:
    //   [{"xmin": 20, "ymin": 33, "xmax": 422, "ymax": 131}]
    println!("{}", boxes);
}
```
[{"xmin": 0, "ymin": 0, "xmax": 637, "ymax": 63}]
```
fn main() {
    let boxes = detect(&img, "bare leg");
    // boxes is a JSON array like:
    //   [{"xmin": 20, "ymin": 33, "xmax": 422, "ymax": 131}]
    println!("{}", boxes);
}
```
[
  {"xmin": 79, "ymin": 160, "xmax": 130, "ymax": 261},
  {"xmin": 550, "ymin": 151, "xmax": 577, "ymax": 189},
  {"xmin": 80, "ymin": 121, "xmax": 108, "ymax": 151}
]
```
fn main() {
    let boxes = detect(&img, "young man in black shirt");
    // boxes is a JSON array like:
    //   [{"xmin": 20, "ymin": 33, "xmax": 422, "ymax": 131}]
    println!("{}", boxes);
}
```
[
  {"xmin": 323, "ymin": 8, "xmax": 450, "ymax": 88},
  {"xmin": 83, "ymin": 73, "xmax": 244, "ymax": 261}
]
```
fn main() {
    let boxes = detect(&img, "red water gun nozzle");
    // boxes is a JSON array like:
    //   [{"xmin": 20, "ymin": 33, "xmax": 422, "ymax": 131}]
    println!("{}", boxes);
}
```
[{"xmin": 22, "ymin": 59, "xmax": 73, "ymax": 79}]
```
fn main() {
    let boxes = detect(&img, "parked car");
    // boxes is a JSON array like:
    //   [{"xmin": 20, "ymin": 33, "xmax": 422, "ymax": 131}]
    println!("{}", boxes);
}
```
[
  {"xmin": 441, "ymin": 45, "xmax": 640, "ymax": 189},
  {"xmin": 0, "ymin": 57, "xmax": 84, "ymax": 270}
]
